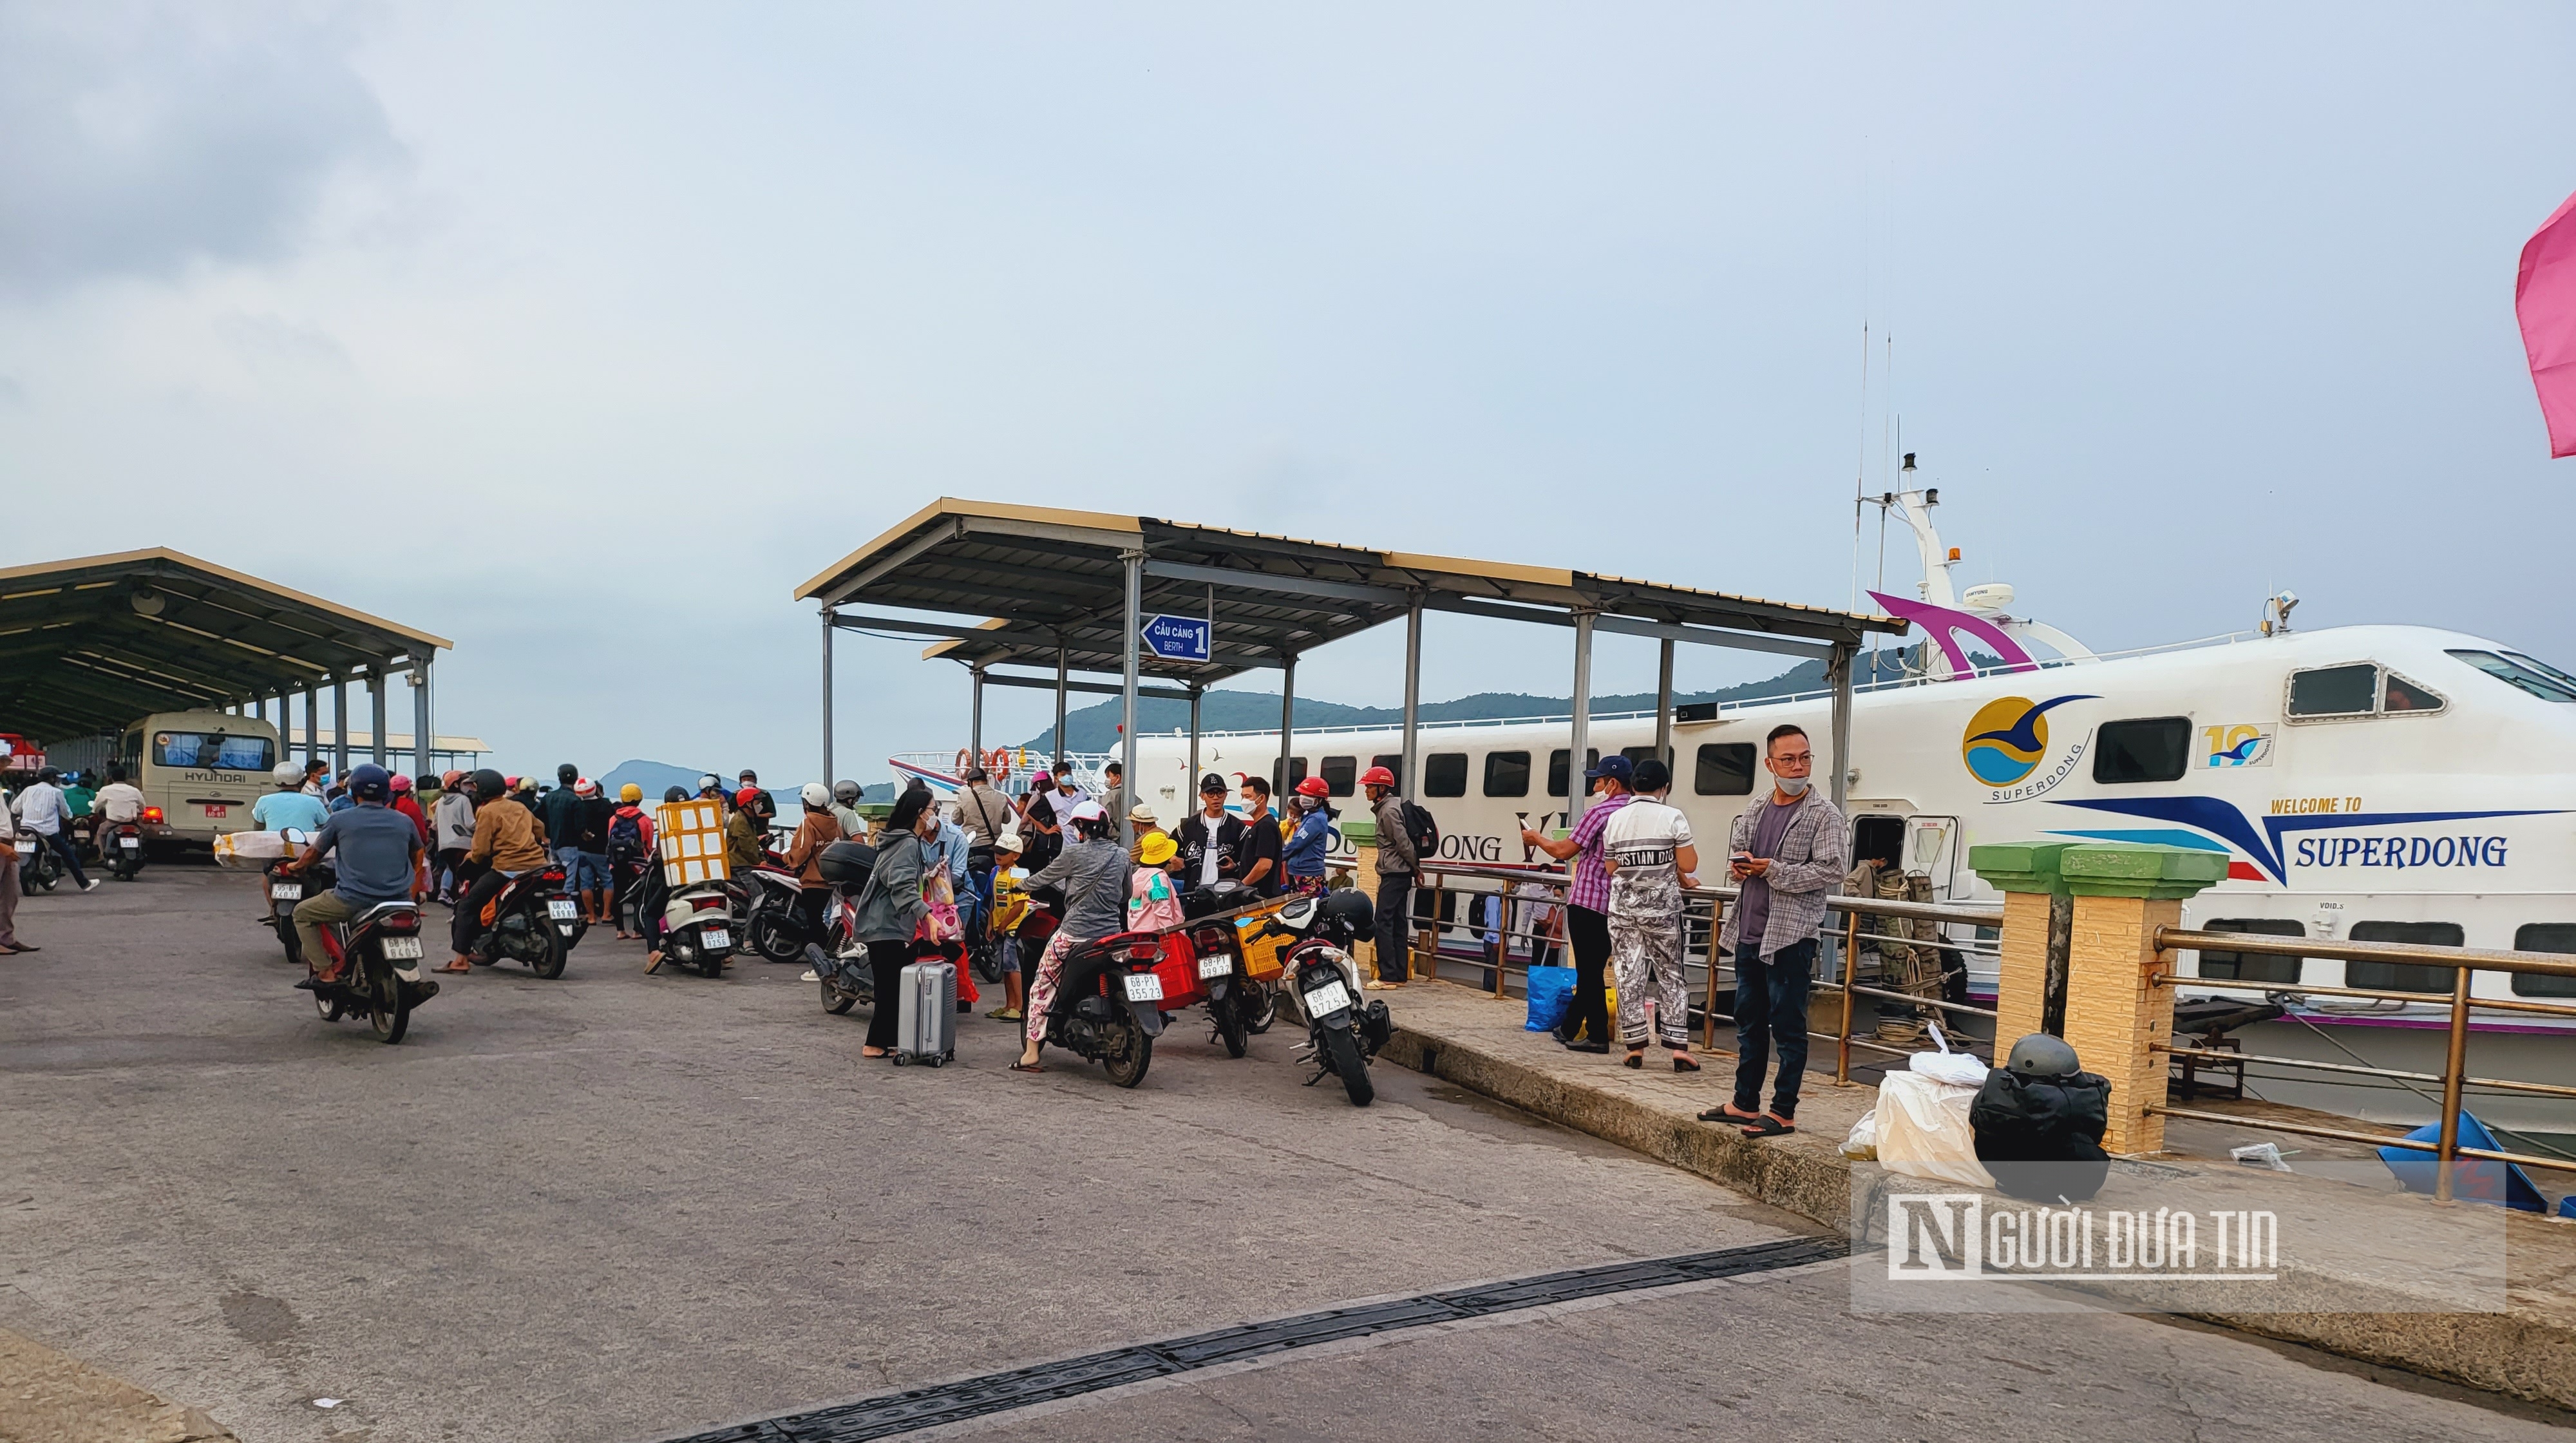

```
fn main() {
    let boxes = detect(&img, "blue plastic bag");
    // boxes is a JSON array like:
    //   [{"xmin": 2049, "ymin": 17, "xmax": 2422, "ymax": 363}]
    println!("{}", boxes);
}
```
[
  {"xmin": 2378, "ymin": 1112, "xmax": 2546, "ymax": 1212},
  {"xmin": 1524, "ymin": 964, "xmax": 1575, "ymax": 1032}
]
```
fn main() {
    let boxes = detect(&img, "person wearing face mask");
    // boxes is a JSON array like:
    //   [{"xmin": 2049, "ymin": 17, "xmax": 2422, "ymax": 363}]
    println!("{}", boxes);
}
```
[{"xmin": 1700, "ymin": 723, "xmax": 1847, "ymax": 1140}]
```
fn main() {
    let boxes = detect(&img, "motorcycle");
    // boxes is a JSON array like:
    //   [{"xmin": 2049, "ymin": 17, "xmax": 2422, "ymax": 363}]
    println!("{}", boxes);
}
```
[
  {"xmin": 102, "ymin": 810, "xmax": 158, "ymax": 881},
  {"xmin": 652, "ymin": 883, "xmax": 737, "ymax": 978},
  {"xmin": 1175, "ymin": 881, "xmax": 1278, "ymax": 1060},
  {"xmin": 814, "ymin": 839, "xmax": 878, "ymax": 1016},
  {"xmin": 1260, "ymin": 889, "xmax": 1394, "ymax": 1107},
  {"xmin": 265, "ymin": 846, "xmax": 334, "ymax": 968},
  {"xmin": 739, "ymin": 856, "xmax": 826, "ymax": 964},
  {"xmin": 467, "ymin": 864, "xmax": 577, "ymax": 977},
  {"xmin": 24, "ymin": 838, "xmax": 62, "ymax": 892},
  {"xmin": 1023, "ymin": 884, "xmax": 1165, "ymax": 1088},
  {"xmin": 302, "ymin": 897, "xmax": 439, "ymax": 1044}
]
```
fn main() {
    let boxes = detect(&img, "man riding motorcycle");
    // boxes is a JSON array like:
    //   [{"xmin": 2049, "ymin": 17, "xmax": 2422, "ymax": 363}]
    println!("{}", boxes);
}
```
[
  {"xmin": 1013, "ymin": 799, "xmax": 1133, "ymax": 1073},
  {"xmin": 444, "ymin": 768, "xmax": 547, "ymax": 974},
  {"xmin": 278, "ymin": 765, "xmax": 424, "ymax": 988}
]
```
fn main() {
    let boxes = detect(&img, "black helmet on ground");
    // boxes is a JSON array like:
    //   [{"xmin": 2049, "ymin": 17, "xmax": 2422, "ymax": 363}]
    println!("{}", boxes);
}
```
[
  {"xmin": 471, "ymin": 768, "xmax": 507, "ymax": 801},
  {"xmin": 2005, "ymin": 1033, "xmax": 2081, "ymax": 1078}
]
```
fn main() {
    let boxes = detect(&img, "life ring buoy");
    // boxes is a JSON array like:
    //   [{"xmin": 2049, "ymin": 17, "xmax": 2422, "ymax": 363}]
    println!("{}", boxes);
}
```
[
  {"xmin": 954, "ymin": 748, "xmax": 972, "ymax": 776},
  {"xmin": 985, "ymin": 748, "xmax": 1009, "ymax": 774}
]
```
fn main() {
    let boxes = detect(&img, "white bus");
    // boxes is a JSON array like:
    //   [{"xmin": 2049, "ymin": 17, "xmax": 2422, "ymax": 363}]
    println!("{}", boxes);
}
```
[{"xmin": 117, "ymin": 711, "xmax": 283, "ymax": 846}]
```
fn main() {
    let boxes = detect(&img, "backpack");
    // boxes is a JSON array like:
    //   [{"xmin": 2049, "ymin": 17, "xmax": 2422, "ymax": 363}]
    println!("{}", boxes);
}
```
[
  {"xmin": 607, "ymin": 809, "xmax": 645, "ymax": 863},
  {"xmin": 1398, "ymin": 799, "xmax": 1440, "ymax": 859}
]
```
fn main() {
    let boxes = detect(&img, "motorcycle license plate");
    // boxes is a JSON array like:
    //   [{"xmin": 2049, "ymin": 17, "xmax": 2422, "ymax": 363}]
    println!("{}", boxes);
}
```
[
  {"xmin": 547, "ymin": 899, "xmax": 578, "ymax": 921},
  {"xmin": 1122, "ymin": 971, "xmax": 1164, "ymax": 1002},
  {"xmin": 270, "ymin": 883, "xmax": 302, "ymax": 900},
  {"xmin": 1196, "ymin": 955, "xmax": 1233, "ymax": 980},
  {"xmin": 1302, "ymin": 979, "xmax": 1352, "ymax": 1017},
  {"xmin": 118, "ymin": 836, "xmax": 140, "ymax": 849},
  {"xmin": 381, "ymin": 937, "xmax": 424, "ymax": 960},
  {"xmin": 701, "ymin": 928, "xmax": 731, "ymax": 950}
]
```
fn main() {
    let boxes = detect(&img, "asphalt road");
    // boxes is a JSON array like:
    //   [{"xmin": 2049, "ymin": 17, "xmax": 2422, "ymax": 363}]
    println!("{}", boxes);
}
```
[{"xmin": 3, "ymin": 866, "xmax": 2565, "ymax": 1443}]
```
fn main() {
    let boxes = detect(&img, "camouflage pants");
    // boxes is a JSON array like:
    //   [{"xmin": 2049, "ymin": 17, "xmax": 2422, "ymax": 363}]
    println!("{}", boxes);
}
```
[{"xmin": 1611, "ymin": 910, "xmax": 1689, "ymax": 1048}]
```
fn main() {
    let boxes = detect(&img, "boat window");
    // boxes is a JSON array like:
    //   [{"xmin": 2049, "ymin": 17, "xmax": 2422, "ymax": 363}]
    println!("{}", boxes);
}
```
[
  {"xmin": 2380, "ymin": 673, "xmax": 2443, "ymax": 712},
  {"xmin": 1694, "ymin": 742, "xmax": 1756, "ymax": 796},
  {"xmin": 2510, "ymin": 924, "xmax": 2576, "ymax": 999},
  {"xmin": 1545, "ymin": 748, "xmax": 1600, "ymax": 798},
  {"xmin": 1271, "ymin": 756, "xmax": 1308, "ymax": 792},
  {"xmin": 1483, "ymin": 750, "xmax": 1531, "ymax": 798},
  {"xmin": 2092, "ymin": 717, "xmax": 2192, "ymax": 784},
  {"xmin": 2196, "ymin": 919, "xmax": 2304, "ymax": 985},
  {"xmin": 1370, "ymin": 754, "xmax": 1403, "ymax": 790},
  {"xmin": 2447, "ymin": 650, "xmax": 2576, "ymax": 703},
  {"xmin": 1320, "ymin": 756, "xmax": 1357, "ymax": 798},
  {"xmin": 2346, "ymin": 921, "xmax": 2465, "ymax": 995},
  {"xmin": 1422, "ymin": 752, "xmax": 1468, "ymax": 798},
  {"xmin": 2287, "ymin": 664, "xmax": 2377, "ymax": 717}
]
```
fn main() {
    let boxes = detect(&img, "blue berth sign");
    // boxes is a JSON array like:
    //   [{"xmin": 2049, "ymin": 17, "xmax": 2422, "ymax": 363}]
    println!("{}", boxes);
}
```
[{"xmin": 1141, "ymin": 614, "xmax": 1212, "ymax": 664}]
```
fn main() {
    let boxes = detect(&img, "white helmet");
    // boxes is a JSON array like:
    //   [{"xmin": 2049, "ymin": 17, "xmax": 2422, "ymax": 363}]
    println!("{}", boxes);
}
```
[
  {"xmin": 273, "ymin": 761, "xmax": 304, "ymax": 787},
  {"xmin": 1065, "ymin": 799, "xmax": 1106, "ymax": 825},
  {"xmin": 800, "ymin": 782, "xmax": 831, "ymax": 809}
]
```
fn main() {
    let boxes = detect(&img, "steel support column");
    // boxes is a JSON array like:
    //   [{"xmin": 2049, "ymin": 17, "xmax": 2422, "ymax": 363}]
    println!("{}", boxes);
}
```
[
  {"xmin": 1277, "ymin": 651, "xmax": 1296, "ymax": 794},
  {"xmin": 969, "ymin": 665, "xmax": 985, "ymax": 765},
  {"xmin": 1399, "ymin": 597, "xmax": 1422, "ymax": 795},
  {"xmin": 1828, "ymin": 640, "xmax": 1856, "ymax": 810},
  {"xmin": 411, "ymin": 659, "xmax": 432, "ymax": 779},
  {"xmin": 1568, "ymin": 612, "xmax": 1596, "ymax": 825},
  {"xmin": 1053, "ymin": 642, "xmax": 1068, "ymax": 766},
  {"xmin": 1186, "ymin": 683, "xmax": 1202, "ymax": 787},
  {"xmin": 303, "ymin": 687, "xmax": 321, "ymax": 768},
  {"xmin": 1653, "ymin": 636, "xmax": 1676, "ymax": 770},
  {"xmin": 333, "ymin": 674, "xmax": 349, "ymax": 775},
  {"xmin": 820, "ymin": 607, "xmax": 836, "ymax": 784},
  {"xmin": 1119, "ymin": 550, "xmax": 1142, "ymax": 848},
  {"xmin": 370, "ymin": 662, "xmax": 389, "ymax": 767}
]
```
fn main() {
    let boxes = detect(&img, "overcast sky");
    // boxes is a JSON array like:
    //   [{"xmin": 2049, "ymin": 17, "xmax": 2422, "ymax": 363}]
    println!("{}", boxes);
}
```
[{"xmin": 5, "ymin": 3, "xmax": 2573, "ymax": 787}]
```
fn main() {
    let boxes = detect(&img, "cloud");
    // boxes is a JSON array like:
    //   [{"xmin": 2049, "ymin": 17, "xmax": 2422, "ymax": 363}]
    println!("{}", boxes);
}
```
[{"xmin": 0, "ymin": 1, "xmax": 402, "ymax": 296}]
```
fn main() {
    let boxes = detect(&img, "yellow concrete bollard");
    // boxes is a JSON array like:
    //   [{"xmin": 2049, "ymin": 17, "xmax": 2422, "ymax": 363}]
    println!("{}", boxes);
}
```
[{"xmin": 1968, "ymin": 841, "xmax": 2227, "ymax": 1157}]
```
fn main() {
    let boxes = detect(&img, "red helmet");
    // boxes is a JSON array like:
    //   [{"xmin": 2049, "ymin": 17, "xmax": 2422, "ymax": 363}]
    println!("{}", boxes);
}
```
[
  {"xmin": 734, "ymin": 786, "xmax": 762, "ymax": 808},
  {"xmin": 1359, "ymin": 765, "xmax": 1397, "ymax": 787},
  {"xmin": 1294, "ymin": 776, "xmax": 1330, "ymax": 799}
]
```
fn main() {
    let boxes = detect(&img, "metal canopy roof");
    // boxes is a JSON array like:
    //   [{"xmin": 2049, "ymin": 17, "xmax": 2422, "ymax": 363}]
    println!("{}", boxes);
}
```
[
  {"xmin": 0, "ymin": 548, "xmax": 450, "ymax": 738},
  {"xmin": 795, "ymin": 499, "xmax": 1906, "ymax": 684}
]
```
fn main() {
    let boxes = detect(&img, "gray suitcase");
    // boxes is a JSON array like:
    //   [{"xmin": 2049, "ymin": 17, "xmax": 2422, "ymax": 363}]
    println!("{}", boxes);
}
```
[{"xmin": 893, "ymin": 959, "xmax": 957, "ymax": 1066}]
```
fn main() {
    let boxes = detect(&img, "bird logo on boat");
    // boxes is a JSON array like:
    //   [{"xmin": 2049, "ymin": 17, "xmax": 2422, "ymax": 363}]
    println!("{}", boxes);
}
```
[{"xmin": 1960, "ymin": 694, "xmax": 2099, "ymax": 787}]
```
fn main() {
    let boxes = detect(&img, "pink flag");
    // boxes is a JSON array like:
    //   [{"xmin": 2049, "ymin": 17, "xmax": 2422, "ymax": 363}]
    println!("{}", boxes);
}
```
[{"xmin": 2518, "ymin": 187, "xmax": 2576, "ymax": 459}]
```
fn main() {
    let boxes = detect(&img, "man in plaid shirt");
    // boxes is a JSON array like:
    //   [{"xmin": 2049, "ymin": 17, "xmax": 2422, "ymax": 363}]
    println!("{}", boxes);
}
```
[
  {"xmin": 1702, "ymin": 724, "xmax": 1846, "ymax": 1138},
  {"xmin": 1519, "ymin": 754, "xmax": 1634, "ymax": 1053}
]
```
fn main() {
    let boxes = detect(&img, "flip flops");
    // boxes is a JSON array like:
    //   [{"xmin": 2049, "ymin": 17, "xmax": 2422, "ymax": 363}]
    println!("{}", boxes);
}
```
[
  {"xmin": 1697, "ymin": 1104, "xmax": 1764, "ymax": 1125},
  {"xmin": 1739, "ymin": 1114, "xmax": 1797, "ymax": 1138},
  {"xmin": 1009, "ymin": 1060, "xmax": 1047, "ymax": 1073},
  {"xmin": 1671, "ymin": 1055, "xmax": 1701, "ymax": 1073}
]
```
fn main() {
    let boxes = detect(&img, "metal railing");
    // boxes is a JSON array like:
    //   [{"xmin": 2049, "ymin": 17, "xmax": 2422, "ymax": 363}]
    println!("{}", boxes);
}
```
[
  {"xmin": 2147, "ymin": 927, "xmax": 2576, "ymax": 1198},
  {"xmin": 1397, "ymin": 863, "xmax": 2004, "ymax": 1083},
  {"xmin": 1381, "ymin": 872, "xmax": 2576, "ymax": 1201}
]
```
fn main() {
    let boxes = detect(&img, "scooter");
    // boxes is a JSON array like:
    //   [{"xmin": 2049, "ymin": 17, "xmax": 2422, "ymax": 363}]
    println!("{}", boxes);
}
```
[
  {"xmin": 102, "ymin": 810, "xmax": 158, "ymax": 880},
  {"xmin": 23, "ymin": 839, "xmax": 62, "ymax": 893},
  {"xmin": 652, "ymin": 884, "xmax": 737, "ymax": 978},
  {"xmin": 468, "ymin": 865, "xmax": 576, "ymax": 977},
  {"xmin": 814, "ymin": 839, "xmax": 879, "ymax": 1016},
  {"xmin": 265, "ymin": 835, "xmax": 331, "ymax": 967},
  {"xmin": 1258, "ymin": 889, "xmax": 1394, "ymax": 1107},
  {"xmin": 1176, "ymin": 881, "xmax": 1278, "ymax": 1059},
  {"xmin": 300, "ymin": 897, "xmax": 439, "ymax": 1044},
  {"xmin": 739, "ymin": 857, "xmax": 824, "ymax": 964},
  {"xmin": 1023, "ymin": 885, "xmax": 1166, "ymax": 1088}
]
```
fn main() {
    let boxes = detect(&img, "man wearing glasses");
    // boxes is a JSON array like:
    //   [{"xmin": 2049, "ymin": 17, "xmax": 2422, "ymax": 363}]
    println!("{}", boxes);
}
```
[{"xmin": 1701, "ymin": 724, "xmax": 1846, "ymax": 1139}]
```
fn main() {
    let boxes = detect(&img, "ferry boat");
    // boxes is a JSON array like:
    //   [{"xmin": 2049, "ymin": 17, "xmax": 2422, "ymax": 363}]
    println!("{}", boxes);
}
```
[{"xmin": 900, "ymin": 492, "xmax": 2576, "ymax": 1133}]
